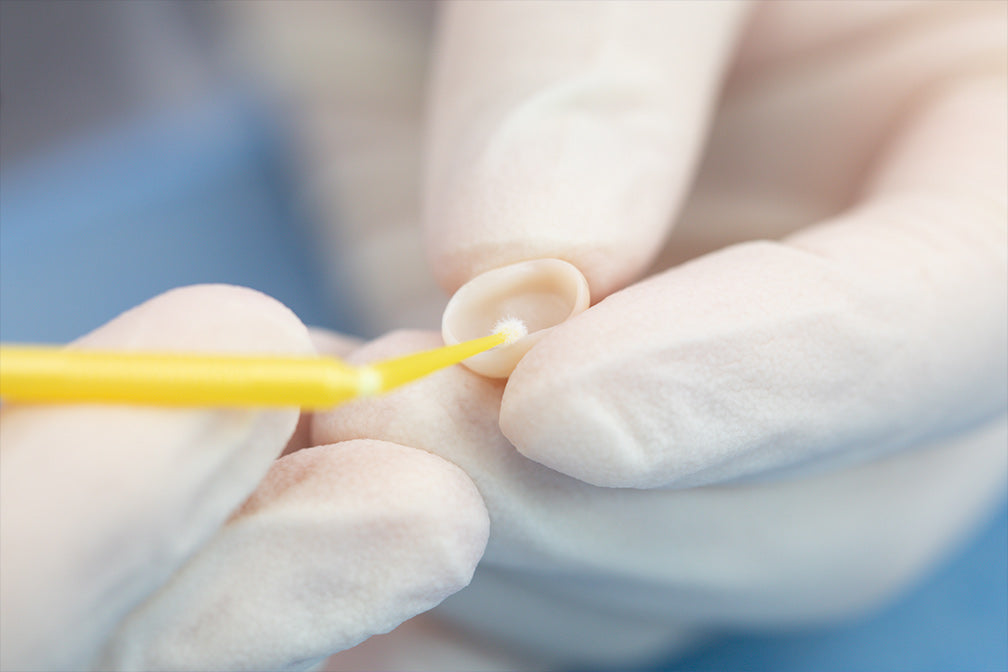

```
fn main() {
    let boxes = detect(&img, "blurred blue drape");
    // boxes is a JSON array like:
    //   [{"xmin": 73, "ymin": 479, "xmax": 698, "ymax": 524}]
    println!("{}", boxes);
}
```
[{"xmin": 0, "ymin": 93, "xmax": 361, "ymax": 344}]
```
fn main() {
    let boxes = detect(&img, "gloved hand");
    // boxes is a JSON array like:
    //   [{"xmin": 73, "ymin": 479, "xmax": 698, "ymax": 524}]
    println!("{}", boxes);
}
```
[
  {"xmin": 423, "ymin": 0, "xmax": 1007, "ymax": 488},
  {"xmin": 0, "ymin": 285, "xmax": 489, "ymax": 672},
  {"xmin": 311, "ymin": 0, "xmax": 1007, "ymax": 667}
]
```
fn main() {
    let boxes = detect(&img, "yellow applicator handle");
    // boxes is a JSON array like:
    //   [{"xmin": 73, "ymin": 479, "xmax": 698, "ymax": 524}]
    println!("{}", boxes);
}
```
[{"xmin": 0, "ymin": 327, "xmax": 521, "ymax": 409}]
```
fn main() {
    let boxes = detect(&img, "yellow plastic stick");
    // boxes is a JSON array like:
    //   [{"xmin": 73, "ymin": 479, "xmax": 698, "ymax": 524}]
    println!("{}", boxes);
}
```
[{"xmin": 0, "ymin": 325, "xmax": 523, "ymax": 409}]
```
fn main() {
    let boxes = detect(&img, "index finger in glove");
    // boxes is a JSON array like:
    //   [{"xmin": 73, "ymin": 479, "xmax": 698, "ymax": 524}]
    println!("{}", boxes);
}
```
[
  {"xmin": 0, "ymin": 285, "xmax": 313, "ymax": 670},
  {"xmin": 501, "ymin": 76, "xmax": 1007, "ymax": 488},
  {"xmin": 424, "ymin": 0, "xmax": 749, "ymax": 299}
]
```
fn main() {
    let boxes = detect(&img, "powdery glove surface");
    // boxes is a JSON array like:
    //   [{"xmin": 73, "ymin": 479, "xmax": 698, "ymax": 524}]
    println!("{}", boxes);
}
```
[
  {"xmin": 97, "ymin": 440, "xmax": 489, "ymax": 671},
  {"xmin": 1, "ymin": 286, "xmax": 489, "ymax": 671},
  {"xmin": 314, "ymin": 332, "xmax": 1007, "ymax": 667}
]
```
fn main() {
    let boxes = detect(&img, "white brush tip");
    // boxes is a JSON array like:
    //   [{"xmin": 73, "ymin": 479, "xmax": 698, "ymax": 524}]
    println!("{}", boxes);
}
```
[{"xmin": 492, "ymin": 317, "xmax": 528, "ymax": 345}]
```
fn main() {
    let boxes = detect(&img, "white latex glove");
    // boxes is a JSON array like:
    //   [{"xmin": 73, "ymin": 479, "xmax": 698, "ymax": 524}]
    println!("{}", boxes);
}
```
[
  {"xmin": 424, "ymin": 0, "xmax": 1007, "ymax": 488},
  {"xmin": 0, "ymin": 285, "xmax": 489, "ymax": 671},
  {"xmin": 307, "ymin": 0, "xmax": 1008, "ymax": 668}
]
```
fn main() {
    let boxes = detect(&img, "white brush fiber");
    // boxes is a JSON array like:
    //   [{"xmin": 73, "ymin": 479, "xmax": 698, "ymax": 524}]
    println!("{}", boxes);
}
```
[{"xmin": 492, "ymin": 317, "xmax": 528, "ymax": 345}]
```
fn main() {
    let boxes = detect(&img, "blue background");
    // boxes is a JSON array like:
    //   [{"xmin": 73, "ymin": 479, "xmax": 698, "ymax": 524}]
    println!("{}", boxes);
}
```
[{"xmin": 1, "ymin": 94, "xmax": 1005, "ymax": 672}]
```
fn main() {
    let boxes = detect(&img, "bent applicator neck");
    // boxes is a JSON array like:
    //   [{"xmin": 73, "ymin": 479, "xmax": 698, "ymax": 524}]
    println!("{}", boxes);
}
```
[{"xmin": 366, "ymin": 326, "xmax": 522, "ymax": 394}]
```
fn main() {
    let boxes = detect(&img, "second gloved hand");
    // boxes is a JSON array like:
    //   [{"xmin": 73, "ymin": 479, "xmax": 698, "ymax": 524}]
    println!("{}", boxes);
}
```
[{"xmin": 1, "ymin": 285, "xmax": 489, "ymax": 672}]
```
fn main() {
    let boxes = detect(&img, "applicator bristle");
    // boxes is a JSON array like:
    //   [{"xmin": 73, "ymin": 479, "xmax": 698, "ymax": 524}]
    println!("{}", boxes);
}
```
[{"xmin": 492, "ymin": 317, "xmax": 529, "ymax": 345}]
